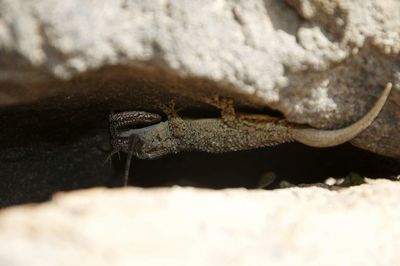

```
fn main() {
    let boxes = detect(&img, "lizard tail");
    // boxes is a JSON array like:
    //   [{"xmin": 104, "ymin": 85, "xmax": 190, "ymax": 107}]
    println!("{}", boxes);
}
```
[{"xmin": 292, "ymin": 83, "xmax": 392, "ymax": 148}]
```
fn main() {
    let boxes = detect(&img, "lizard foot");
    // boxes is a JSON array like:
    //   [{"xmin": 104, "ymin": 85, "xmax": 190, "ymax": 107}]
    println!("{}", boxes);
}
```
[
  {"xmin": 158, "ymin": 100, "xmax": 186, "ymax": 138},
  {"xmin": 203, "ymin": 96, "xmax": 238, "ymax": 127}
]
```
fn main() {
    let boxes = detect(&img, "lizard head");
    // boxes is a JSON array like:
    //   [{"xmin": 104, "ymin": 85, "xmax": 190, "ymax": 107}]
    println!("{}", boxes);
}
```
[{"xmin": 114, "ymin": 121, "xmax": 179, "ymax": 159}]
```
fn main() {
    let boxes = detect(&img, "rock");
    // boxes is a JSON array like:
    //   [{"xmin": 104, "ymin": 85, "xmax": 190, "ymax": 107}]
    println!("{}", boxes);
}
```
[
  {"xmin": 0, "ymin": 180, "xmax": 400, "ymax": 265},
  {"xmin": 0, "ymin": 2, "xmax": 398, "ymax": 263},
  {"xmin": 0, "ymin": 1, "xmax": 398, "ymax": 262},
  {"xmin": 0, "ymin": 0, "xmax": 398, "ymax": 158}
]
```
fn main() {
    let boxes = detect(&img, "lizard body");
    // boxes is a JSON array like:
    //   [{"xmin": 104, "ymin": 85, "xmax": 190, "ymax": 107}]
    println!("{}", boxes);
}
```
[{"xmin": 109, "ymin": 83, "xmax": 392, "ymax": 185}]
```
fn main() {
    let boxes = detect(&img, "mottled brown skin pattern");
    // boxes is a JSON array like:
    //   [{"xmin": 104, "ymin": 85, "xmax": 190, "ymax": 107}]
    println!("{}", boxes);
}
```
[
  {"xmin": 110, "ymin": 83, "xmax": 392, "ymax": 186},
  {"xmin": 119, "ymin": 116, "xmax": 294, "ymax": 158}
]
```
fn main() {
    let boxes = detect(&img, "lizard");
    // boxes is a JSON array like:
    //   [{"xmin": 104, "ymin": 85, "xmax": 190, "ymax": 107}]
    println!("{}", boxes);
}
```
[{"xmin": 109, "ymin": 83, "xmax": 392, "ymax": 186}]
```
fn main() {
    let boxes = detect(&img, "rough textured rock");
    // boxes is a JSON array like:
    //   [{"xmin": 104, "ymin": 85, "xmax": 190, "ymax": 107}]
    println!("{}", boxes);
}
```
[
  {"xmin": 0, "ymin": 1, "xmax": 399, "ymax": 263},
  {"xmin": 0, "ymin": 180, "xmax": 400, "ymax": 265},
  {"xmin": 0, "ymin": 0, "xmax": 399, "ymax": 159}
]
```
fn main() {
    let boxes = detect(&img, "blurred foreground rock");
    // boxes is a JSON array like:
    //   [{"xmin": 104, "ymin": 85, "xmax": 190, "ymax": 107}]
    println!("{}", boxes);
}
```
[{"xmin": 0, "ymin": 180, "xmax": 400, "ymax": 266}]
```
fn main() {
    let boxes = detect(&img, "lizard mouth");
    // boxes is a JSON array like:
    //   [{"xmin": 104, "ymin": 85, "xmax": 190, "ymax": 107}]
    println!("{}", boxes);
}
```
[
  {"xmin": 118, "ymin": 123, "xmax": 163, "ymax": 138},
  {"xmin": 137, "ymin": 146, "xmax": 171, "ymax": 160}
]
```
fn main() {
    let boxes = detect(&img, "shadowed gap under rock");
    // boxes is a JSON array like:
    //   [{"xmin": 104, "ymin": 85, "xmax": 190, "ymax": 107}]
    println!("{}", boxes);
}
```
[
  {"xmin": 0, "ymin": 69, "xmax": 399, "ymax": 208},
  {"xmin": 0, "ymin": 122, "xmax": 399, "ymax": 208},
  {"xmin": 113, "ymin": 143, "xmax": 400, "ymax": 189}
]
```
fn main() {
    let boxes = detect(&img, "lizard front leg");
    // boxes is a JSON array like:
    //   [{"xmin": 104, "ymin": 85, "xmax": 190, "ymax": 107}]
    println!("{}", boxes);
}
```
[
  {"xmin": 159, "ymin": 100, "xmax": 186, "ymax": 138},
  {"xmin": 203, "ymin": 96, "xmax": 237, "ymax": 127}
]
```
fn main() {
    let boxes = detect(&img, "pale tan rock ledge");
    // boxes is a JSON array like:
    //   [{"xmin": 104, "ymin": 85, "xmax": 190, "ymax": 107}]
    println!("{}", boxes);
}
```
[{"xmin": 0, "ymin": 179, "xmax": 399, "ymax": 266}]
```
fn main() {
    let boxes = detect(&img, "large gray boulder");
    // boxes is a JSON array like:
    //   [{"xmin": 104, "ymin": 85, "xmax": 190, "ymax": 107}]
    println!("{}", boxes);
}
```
[{"xmin": 0, "ymin": 0, "xmax": 399, "ymax": 158}]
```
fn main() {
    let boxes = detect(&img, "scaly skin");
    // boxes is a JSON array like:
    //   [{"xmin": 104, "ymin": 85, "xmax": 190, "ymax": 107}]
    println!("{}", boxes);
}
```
[{"xmin": 110, "ymin": 83, "xmax": 392, "ymax": 185}]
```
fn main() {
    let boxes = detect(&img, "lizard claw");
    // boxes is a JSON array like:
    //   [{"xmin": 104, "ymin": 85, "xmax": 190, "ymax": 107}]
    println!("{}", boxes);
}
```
[{"xmin": 158, "ymin": 100, "xmax": 184, "ymax": 118}]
